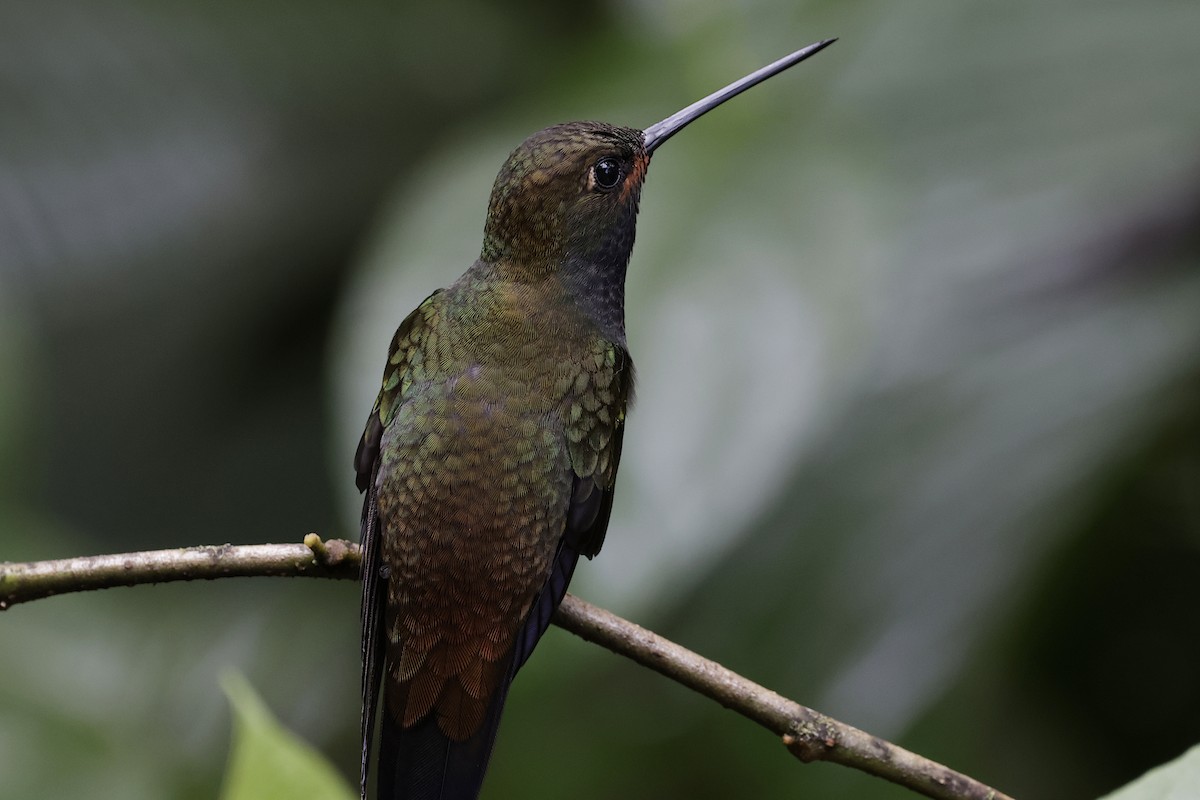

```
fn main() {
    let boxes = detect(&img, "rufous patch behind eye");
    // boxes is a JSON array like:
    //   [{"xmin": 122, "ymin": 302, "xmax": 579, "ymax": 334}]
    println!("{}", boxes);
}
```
[{"xmin": 619, "ymin": 153, "xmax": 648, "ymax": 201}]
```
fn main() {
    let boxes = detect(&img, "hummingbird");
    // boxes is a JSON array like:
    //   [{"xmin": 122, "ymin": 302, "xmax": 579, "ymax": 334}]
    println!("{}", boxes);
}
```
[{"xmin": 355, "ymin": 38, "xmax": 835, "ymax": 800}]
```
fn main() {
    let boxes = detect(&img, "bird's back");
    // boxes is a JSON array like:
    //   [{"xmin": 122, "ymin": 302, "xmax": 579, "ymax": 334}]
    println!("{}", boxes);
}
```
[{"xmin": 364, "ymin": 265, "xmax": 630, "ymax": 798}]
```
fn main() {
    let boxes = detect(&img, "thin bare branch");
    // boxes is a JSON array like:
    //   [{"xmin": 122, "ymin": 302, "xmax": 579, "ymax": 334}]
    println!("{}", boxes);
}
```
[
  {"xmin": 555, "ymin": 596, "xmax": 1011, "ymax": 800},
  {"xmin": 0, "ymin": 537, "xmax": 1014, "ymax": 800},
  {"xmin": 0, "ymin": 536, "xmax": 357, "ymax": 608}
]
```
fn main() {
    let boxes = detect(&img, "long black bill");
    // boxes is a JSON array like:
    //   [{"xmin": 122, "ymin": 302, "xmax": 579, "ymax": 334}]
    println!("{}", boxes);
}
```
[{"xmin": 642, "ymin": 38, "xmax": 837, "ymax": 154}]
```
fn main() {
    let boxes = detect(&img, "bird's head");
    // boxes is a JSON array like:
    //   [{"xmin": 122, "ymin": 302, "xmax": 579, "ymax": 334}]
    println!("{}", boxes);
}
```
[
  {"xmin": 478, "ymin": 37, "xmax": 837, "ymax": 327},
  {"xmin": 481, "ymin": 122, "xmax": 648, "ymax": 271}
]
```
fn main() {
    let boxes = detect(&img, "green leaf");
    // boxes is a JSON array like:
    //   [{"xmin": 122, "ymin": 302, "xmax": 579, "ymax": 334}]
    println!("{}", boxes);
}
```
[
  {"xmin": 1100, "ymin": 744, "xmax": 1200, "ymax": 800},
  {"xmin": 219, "ymin": 672, "xmax": 356, "ymax": 800}
]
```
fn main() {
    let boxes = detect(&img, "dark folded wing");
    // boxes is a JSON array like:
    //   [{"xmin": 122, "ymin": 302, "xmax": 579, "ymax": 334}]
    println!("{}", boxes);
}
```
[{"xmin": 354, "ymin": 291, "xmax": 442, "ymax": 800}]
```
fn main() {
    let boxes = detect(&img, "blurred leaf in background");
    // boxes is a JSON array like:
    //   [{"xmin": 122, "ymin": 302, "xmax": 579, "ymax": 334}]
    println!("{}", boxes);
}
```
[
  {"xmin": 2, "ymin": 0, "xmax": 1199, "ymax": 799},
  {"xmin": 1100, "ymin": 744, "xmax": 1200, "ymax": 800},
  {"xmin": 220, "ymin": 673, "xmax": 354, "ymax": 800}
]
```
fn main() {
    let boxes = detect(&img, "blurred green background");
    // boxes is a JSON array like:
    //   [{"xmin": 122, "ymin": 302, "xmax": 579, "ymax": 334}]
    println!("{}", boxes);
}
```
[{"xmin": 2, "ymin": 1, "xmax": 1199, "ymax": 798}]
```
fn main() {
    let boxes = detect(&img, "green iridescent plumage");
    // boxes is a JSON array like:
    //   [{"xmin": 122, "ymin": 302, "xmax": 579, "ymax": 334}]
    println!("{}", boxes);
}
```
[{"xmin": 371, "ymin": 255, "xmax": 634, "ymax": 737}]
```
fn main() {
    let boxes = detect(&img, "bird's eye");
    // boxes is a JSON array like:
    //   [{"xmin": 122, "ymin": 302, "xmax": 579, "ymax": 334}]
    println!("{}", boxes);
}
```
[{"xmin": 592, "ymin": 158, "xmax": 622, "ymax": 190}]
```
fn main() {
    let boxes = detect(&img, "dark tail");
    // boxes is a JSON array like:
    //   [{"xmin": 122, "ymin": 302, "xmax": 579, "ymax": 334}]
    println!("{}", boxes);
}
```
[{"xmin": 377, "ymin": 666, "xmax": 514, "ymax": 800}]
